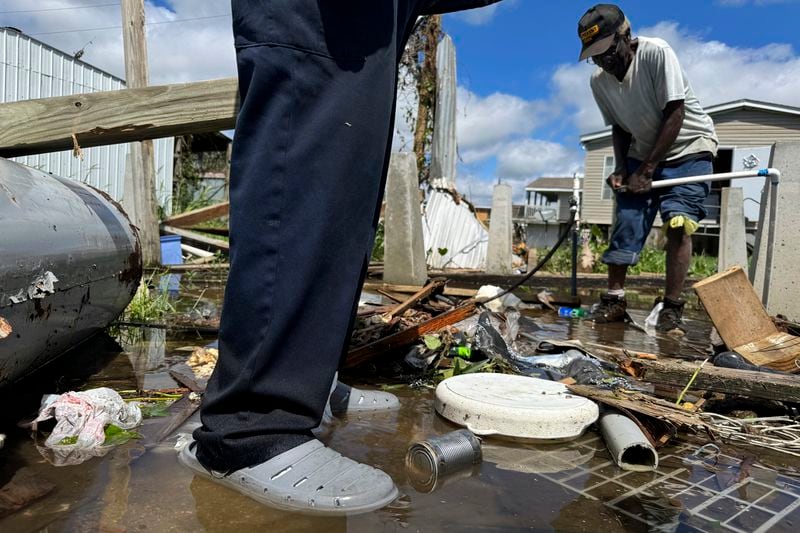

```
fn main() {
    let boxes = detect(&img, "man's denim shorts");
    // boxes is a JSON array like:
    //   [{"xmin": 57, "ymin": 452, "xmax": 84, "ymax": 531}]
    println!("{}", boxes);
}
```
[{"xmin": 601, "ymin": 155, "xmax": 712, "ymax": 266}]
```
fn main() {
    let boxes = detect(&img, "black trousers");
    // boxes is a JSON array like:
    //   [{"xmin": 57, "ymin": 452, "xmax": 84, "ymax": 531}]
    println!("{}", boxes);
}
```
[{"xmin": 195, "ymin": 0, "xmax": 500, "ymax": 472}]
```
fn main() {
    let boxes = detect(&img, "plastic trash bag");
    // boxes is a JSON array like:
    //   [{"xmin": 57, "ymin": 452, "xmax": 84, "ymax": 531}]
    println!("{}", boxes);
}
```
[
  {"xmin": 31, "ymin": 388, "xmax": 142, "ymax": 464},
  {"xmin": 713, "ymin": 351, "xmax": 786, "ymax": 374},
  {"xmin": 473, "ymin": 312, "xmax": 561, "ymax": 380},
  {"xmin": 475, "ymin": 285, "xmax": 524, "ymax": 313}
]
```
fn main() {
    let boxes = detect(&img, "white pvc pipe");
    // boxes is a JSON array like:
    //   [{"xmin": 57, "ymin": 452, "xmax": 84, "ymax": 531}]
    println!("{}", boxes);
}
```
[
  {"xmin": 599, "ymin": 410, "xmax": 658, "ymax": 472},
  {"xmin": 645, "ymin": 167, "xmax": 781, "ymax": 189},
  {"xmin": 620, "ymin": 167, "xmax": 782, "ymax": 308}
]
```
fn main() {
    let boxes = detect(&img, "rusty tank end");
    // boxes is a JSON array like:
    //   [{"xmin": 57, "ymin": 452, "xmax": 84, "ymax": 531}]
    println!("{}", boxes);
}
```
[{"xmin": 0, "ymin": 158, "xmax": 143, "ymax": 386}]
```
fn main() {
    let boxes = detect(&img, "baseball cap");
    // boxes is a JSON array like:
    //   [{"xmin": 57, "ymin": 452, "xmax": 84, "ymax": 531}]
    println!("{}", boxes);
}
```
[{"xmin": 577, "ymin": 4, "xmax": 626, "ymax": 61}]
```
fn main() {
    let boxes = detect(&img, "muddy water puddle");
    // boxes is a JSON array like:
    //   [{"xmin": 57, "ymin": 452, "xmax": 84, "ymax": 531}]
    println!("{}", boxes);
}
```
[{"xmin": 1, "ymin": 283, "xmax": 800, "ymax": 532}]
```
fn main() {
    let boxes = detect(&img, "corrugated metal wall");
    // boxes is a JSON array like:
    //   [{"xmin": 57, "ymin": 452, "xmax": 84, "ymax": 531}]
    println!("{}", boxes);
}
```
[
  {"xmin": 581, "ymin": 108, "xmax": 800, "ymax": 226},
  {"xmin": 423, "ymin": 190, "xmax": 488, "ymax": 270},
  {"xmin": 0, "ymin": 28, "xmax": 173, "ymax": 207}
]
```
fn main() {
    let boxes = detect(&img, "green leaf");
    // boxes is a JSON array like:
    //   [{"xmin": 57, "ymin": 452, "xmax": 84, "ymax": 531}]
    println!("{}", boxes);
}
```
[
  {"xmin": 423, "ymin": 335, "xmax": 442, "ymax": 351},
  {"xmin": 59, "ymin": 436, "xmax": 78, "ymax": 446},
  {"xmin": 139, "ymin": 402, "xmax": 171, "ymax": 418},
  {"xmin": 437, "ymin": 248, "xmax": 448, "ymax": 256},
  {"xmin": 103, "ymin": 424, "xmax": 141, "ymax": 447}
]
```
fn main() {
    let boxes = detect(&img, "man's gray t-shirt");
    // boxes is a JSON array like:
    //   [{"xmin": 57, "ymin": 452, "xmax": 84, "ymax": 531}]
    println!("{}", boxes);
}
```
[{"xmin": 590, "ymin": 37, "xmax": 718, "ymax": 162}]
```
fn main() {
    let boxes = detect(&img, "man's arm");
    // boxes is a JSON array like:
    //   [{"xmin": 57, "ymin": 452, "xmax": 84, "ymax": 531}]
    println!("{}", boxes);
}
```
[
  {"xmin": 607, "ymin": 124, "xmax": 632, "ymax": 190},
  {"xmin": 420, "ymin": 0, "xmax": 502, "ymax": 15},
  {"xmin": 625, "ymin": 100, "xmax": 685, "ymax": 193}
]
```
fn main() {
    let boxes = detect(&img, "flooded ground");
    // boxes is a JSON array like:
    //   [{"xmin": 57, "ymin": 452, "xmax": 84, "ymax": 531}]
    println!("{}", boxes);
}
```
[{"xmin": 1, "ymin": 274, "xmax": 799, "ymax": 532}]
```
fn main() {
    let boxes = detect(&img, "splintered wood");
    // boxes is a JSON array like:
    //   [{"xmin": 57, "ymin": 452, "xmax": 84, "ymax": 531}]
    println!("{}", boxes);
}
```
[{"xmin": 693, "ymin": 266, "xmax": 800, "ymax": 372}]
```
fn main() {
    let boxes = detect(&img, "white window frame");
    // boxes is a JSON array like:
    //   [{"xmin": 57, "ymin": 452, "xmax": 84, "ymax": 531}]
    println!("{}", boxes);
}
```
[{"xmin": 601, "ymin": 155, "xmax": 615, "ymax": 200}]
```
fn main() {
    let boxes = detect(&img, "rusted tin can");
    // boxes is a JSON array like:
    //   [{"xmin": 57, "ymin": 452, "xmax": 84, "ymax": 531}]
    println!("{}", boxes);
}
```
[{"xmin": 405, "ymin": 429, "xmax": 482, "ymax": 493}]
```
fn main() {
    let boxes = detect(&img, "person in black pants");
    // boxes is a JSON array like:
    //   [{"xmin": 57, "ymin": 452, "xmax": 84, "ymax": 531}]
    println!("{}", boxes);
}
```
[{"xmin": 180, "ymin": 0, "xmax": 502, "ymax": 515}]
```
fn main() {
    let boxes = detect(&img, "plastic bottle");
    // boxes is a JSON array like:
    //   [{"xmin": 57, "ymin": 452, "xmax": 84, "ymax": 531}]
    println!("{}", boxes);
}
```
[
  {"xmin": 448, "ymin": 346, "xmax": 473, "ymax": 359},
  {"xmin": 558, "ymin": 307, "xmax": 586, "ymax": 318}
]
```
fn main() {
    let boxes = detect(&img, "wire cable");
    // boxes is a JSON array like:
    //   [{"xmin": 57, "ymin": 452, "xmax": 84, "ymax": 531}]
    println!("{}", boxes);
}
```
[
  {"xmin": 479, "ymin": 206, "xmax": 578, "ymax": 308},
  {"xmin": 30, "ymin": 14, "xmax": 231, "ymax": 36},
  {"xmin": 0, "ymin": 3, "xmax": 119, "ymax": 15}
]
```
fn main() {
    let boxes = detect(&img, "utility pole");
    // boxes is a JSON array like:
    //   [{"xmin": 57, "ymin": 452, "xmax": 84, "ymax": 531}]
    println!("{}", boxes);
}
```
[{"xmin": 121, "ymin": 0, "xmax": 160, "ymax": 266}]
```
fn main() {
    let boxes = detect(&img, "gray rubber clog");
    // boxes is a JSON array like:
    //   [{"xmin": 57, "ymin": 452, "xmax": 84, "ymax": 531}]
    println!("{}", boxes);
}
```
[
  {"xmin": 179, "ymin": 439, "xmax": 398, "ymax": 515},
  {"xmin": 328, "ymin": 374, "xmax": 400, "ymax": 416}
]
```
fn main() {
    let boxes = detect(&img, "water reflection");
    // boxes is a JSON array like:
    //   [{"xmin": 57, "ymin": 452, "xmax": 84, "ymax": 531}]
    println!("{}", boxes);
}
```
[{"xmin": 2, "ymin": 282, "xmax": 800, "ymax": 532}]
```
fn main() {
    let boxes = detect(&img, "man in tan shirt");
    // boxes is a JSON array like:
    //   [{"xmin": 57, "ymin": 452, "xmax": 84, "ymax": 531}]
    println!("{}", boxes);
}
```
[{"xmin": 578, "ymin": 3, "xmax": 718, "ymax": 333}]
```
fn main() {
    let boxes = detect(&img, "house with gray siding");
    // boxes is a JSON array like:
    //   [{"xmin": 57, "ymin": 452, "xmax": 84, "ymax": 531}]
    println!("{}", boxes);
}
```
[
  {"xmin": 517, "ymin": 176, "xmax": 581, "ymax": 249},
  {"xmin": 579, "ymin": 100, "xmax": 800, "ymax": 236}
]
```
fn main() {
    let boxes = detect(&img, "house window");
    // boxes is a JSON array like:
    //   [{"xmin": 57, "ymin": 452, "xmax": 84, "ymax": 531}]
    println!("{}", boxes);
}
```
[{"xmin": 601, "ymin": 155, "xmax": 615, "ymax": 200}]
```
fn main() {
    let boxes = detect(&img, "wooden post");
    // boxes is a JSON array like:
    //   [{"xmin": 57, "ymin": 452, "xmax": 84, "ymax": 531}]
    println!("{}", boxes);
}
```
[{"xmin": 121, "ymin": 0, "xmax": 160, "ymax": 266}]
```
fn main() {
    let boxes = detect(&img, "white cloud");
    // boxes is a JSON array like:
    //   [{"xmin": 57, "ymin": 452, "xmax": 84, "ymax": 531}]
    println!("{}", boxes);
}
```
[
  {"xmin": 458, "ymin": 138, "xmax": 583, "ymax": 205},
  {"xmin": 3, "ymin": 0, "xmax": 236, "ymax": 84},
  {"xmin": 450, "ymin": 0, "xmax": 518, "ymax": 26},
  {"xmin": 456, "ymin": 87, "xmax": 549, "ymax": 159},
  {"xmin": 457, "ymin": 172, "xmax": 499, "ymax": 207},
  {"xmin": 641, "ymin": 22, "xmax": 800, "ymax": 110},
  {"xmin": 496, "ymin": 139, "xmax": 582, "ymax": 179},
  {"xmin": 547, "ymin": 20, "xmax": 800, "ymax": 135}
]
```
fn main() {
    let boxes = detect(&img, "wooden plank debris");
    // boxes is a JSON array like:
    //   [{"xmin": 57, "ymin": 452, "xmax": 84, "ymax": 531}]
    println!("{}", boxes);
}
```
[
  {"xmin": 0, "ymin": 78, "xmax": 238, "ymax": 158},
  {"xmin": 161, "ymin": 225, "xmax": 229, "ymax": 252},
  {"xmin": 363, "ymin": 281, "xmax": 476, "ymax": 298},
  {"xmin": 162, "ymin": 202, "xmax": 230, "ymax": 228},
  {"xmin": 632, "ymin": 359, "xmax": 800, "ymax": 403},
  {"xmin": 169, "ymin": 363, "xmax": 208, "ymax": 393},
  {"xmin": 381, "ymin": 279, "xmax": 446, "ymax": 322},
  {"xmin": 345, "ymin": 300, "xmax": 478, "ymax": 368},
  {"xmin": 694, "ymin": 266, "xmax": 800, "ymax": 371},
  {"xmin": 139, "ymin": 394, "xmax": 201, "ymax": 448},
  {"xmin": 567, "ymin": 384, "xmax": 713, "ymax": 434}
]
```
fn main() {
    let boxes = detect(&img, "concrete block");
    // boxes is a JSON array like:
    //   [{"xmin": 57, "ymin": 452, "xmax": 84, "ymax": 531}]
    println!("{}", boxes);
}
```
[
  {"xmin": 486, "ymin": 183, "xmax": 513, "ymax": 275},
  {"xmin": 752, "ymin": 142, "xmax": 800, "ymax": 319},
  {"xmin": 383, "ymin": 153, "xmax": 428, "ymax": 286},
  {"xmin": 718, "ymin": 187, "xmax": 748, "ymax": 275}
]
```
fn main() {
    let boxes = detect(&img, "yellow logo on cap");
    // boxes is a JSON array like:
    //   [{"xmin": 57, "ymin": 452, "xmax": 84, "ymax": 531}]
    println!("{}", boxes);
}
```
[{"xmin": 580, "ymin": 24, "xmax": 600, "ymax": 44}]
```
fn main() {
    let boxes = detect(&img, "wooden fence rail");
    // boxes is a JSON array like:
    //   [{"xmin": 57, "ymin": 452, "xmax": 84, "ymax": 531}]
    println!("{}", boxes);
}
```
[{"xmin": 0, "ymin": 78, "xmax": 239, "ymax": 158}]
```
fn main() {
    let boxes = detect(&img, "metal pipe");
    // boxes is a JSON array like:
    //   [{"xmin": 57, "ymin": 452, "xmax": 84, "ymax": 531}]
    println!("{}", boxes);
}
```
[
  {"xmin": 0, "ymin": 158, "xmax": 142, "ymax": 387},
  {"xmin": 570, "ymin": 173, "xmax": 581, "ymax": 299},
  {"xmin": 617, "ymin": 168, "xmax": 781, "ymax": 307},
  {"xmin": 599, "ymin": 409, "xmax": 658, "ymax": 472},
  {"xmin": 646, "ymin": 167, "xmax": 781, "ymax": 190}
]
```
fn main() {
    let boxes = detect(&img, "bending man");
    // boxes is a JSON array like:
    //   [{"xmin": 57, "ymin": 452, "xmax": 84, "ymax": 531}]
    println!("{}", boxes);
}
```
[{"xmin": 578, "ymin": 4, "xmax": 718, "ymax": 333}]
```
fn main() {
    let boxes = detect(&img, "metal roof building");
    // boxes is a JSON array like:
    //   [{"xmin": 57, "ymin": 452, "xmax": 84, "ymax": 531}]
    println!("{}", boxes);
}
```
[{"xmin": 0, "ymin": 27, "xmax": 173, "ymax": 208}]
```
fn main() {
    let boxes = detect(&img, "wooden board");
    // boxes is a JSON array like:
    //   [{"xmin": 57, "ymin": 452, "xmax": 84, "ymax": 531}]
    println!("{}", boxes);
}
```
[
  {"xmin": 634, "ymin": 359, "xmax": 800, "ymax": 402},
  {"xmin": 162, "ymin": 202, "xmax": 229, "ymax": 228},
  {"xmin": 362, "ymin": 282, "xmax": 476, "ymax": 298},
  {"xmin": 344, "ymin": 301, "xmax": 477, "ymax": 368},
  {"xmin": 567, "ymin": 384, "xmax": 712, "ymax": 433},
  {"xmin": 0, "ymin": 78, "xmax": 238, "ymax": 158},
  {"xmin": 693, "ymin": 266, "xmax": 776, "ymax": 347},
  {"xmin": 693, "ymin": 266, "xmax": 800, "ymax": 370},
  {"xmin": 733, "ymin": 332, "xmax": 800, "ymax": 372},
  {"xmin": 161, "ymin": 225, "xmax": 229, "ymax": 252}
]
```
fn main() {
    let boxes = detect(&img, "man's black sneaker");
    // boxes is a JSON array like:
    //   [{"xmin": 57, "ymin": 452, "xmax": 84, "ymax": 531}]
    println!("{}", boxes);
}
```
[
  {"xmin": 590, "ymin": 294, "xmax": 627, "ymax": 324},
  {"xmin": 656, "ymin": 297, "xmax": 686, "ymax": 334}
]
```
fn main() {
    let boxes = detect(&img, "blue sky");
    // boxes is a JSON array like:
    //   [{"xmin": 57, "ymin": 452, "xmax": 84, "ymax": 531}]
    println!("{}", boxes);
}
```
[
  {"xmin": 4, "ymin": 0, "xmax": 800, "ymax": 205},
  {"xmin": 440, "ymin": 0, "xmax": 800, "ymax": 204}
]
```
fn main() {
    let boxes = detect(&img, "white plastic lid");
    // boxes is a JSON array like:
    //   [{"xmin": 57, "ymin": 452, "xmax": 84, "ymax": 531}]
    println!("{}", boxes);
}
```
[{"xmin": 434, "ymin": 373, "xmax": 599, "ymax": 441}]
